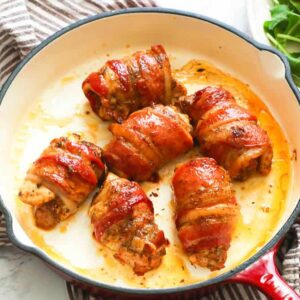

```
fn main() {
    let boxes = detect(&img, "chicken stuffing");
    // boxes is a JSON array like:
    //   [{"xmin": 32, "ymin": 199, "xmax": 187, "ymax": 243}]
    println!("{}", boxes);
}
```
[
  {"xmin": 103, "ymin": 104, "xmax": 193, "ymax": 181},
  {"xmin": 89, "ymin": 173, "xmax": 168, "ymax": 275},
  {"xmin": 172, "ymin": 157, "xmax": 239, "ymax": 271},
  {"xmin": 19, "ymin": 134, "xmax": 105, "ymax": 229},
  {"xmin": 82, "ymin": 45, "xmax": 186, "ymax": 122},
  {"xmin": 176, "ymin": 86, "xmax": 273, "ymax": 180}
]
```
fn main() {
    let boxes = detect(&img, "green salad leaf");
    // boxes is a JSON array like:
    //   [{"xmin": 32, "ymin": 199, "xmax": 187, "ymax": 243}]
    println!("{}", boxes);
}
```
[
  {"xmin": 289, "ymin": 0, "xmax": 300, "ymax": 13},
  {"xmin": 264, "ymin": 0, "xmax": 300, "ymax": 86}
]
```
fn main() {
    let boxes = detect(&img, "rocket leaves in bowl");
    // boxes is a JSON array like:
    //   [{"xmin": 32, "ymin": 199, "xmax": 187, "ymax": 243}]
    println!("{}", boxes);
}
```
[{"xmin": 264, "ymin": 0, "xmax": 300, "ymax": 86}]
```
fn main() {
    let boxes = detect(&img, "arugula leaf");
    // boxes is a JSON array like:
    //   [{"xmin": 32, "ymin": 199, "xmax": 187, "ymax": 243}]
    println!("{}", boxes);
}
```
[
  {"xmin": 264, "ymin": 0, "xmax": 300, "ymax": 87},
  {"xmin": 276, "ymin": 0, "xmax": 300, "ymax": 13},
  {"xmin": 264, "ymin": 5, "xmax": 289, "ymax": 32},
  {"xmin": 290, "ymin": 0, "xmax": 300, "ymax": 13}
]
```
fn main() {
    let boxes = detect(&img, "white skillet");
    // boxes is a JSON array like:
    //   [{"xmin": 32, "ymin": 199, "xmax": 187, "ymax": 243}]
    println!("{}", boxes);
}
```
[{"xmin": 0, "ymin": 8, "xmax": 300, "ymax": 299}]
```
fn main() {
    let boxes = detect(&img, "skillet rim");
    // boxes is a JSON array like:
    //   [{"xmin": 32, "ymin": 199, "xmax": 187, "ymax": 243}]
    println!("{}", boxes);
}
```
[{"xmin": 0, "ymin": 7, "xmax": 300, "ymax": 296}]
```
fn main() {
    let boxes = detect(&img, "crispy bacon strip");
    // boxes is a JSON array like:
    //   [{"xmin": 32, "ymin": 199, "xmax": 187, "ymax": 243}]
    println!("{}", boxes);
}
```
[
  {"xmin": 103, "ymin": 105, "xmax": 193, "ymax": 181},
  {"xmin": 19, "ymin": 134, "xmax": 105, "ymax": 230},
  {"xmin": 89, "ymin": 173, "xmax": 168, "ymax": 275},
  {"xmin": 82, "ymin": 45, "xmax": 186, "ymax": 122},
  {"xmin": 172, "ymin": 157, "xmax": 238, "ymax": 271},
  {"xmin": 177, "ymin": 86, "xmax": 273, "ymax": 180}
]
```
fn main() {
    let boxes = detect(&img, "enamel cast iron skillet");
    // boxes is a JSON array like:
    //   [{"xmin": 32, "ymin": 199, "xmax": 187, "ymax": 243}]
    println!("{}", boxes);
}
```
[{"xmin": 0, "ymin": 8, "xmax": 300, "ymax": 300}]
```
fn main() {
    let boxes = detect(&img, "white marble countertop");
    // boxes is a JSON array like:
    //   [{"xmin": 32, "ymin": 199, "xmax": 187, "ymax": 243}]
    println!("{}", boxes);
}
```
[{"xmin": 0, "ymin": 1, "xmax": 249, "ymax": 299}]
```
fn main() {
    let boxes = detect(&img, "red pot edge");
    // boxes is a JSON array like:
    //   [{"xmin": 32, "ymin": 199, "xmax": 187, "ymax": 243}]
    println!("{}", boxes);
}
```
[{"xmin": 227, "ymin": 239, "xmax": 300, "ymax": 300}]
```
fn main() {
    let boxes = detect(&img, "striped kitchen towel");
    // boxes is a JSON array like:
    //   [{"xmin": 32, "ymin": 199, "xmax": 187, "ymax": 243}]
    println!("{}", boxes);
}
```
[
  {"xmin": 0, "ymin": 1, "xmax": 299, "ymax": 300},
  {"xmin": 0, "ymin": 212, "xmax": 11, "ymax": 247},
  {"xmin": 0, "ymin": 0, "xmax": 156, "ymax": 85}
]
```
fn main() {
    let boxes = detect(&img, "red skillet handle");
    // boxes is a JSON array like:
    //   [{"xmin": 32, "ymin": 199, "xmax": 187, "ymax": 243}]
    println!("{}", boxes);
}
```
[{"xmin": 228, "ymin": 242, "xmax": 299, "ymax": 300}]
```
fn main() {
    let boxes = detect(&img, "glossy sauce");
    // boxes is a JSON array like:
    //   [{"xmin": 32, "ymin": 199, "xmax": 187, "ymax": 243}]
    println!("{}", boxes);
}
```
[{"xmin": 13, "ymin": 59, "xmax": 291, "ymax": 288}]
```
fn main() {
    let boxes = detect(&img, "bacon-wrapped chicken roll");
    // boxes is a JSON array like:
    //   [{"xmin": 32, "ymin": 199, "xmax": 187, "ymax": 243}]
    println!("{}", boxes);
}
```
[
  {"xmin": 82, "ymin": 45, "xmax": 186, "ymax": 122},
  {"xmin": 177, "ymin": 86, "xmax": 273, "ymax": 180},
  {"xmin": 103, "ymin": 105, "xmax": 193, "ymax": 181},
  {"xmin": 19, "ymin": 134, "xmax": 105, "ymax": 230},
  {"xmin": 89, "ymin": 173, "xmax": 168, "ymax": 275},
  {"xmin": 172, "ymin": 158, "xmax": 238, "ymax": 271}
]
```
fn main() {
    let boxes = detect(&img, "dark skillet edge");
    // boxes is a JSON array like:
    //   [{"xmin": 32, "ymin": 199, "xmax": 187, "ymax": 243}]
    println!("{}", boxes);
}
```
[{"xmin": 0, "ymin": 7, "xmax": 300, "ymax": 296}]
